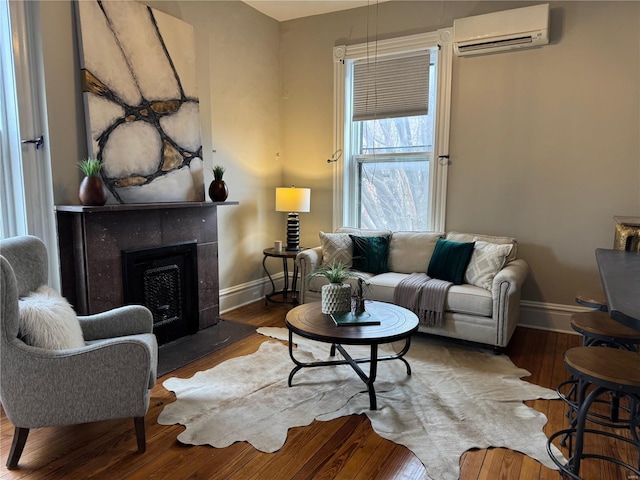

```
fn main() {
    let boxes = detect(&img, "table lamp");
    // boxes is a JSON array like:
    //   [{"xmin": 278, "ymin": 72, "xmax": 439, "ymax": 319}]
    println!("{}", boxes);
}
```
[{"xmin": 275, "ymin": 187, "xmax": 311, "ymax": 251}]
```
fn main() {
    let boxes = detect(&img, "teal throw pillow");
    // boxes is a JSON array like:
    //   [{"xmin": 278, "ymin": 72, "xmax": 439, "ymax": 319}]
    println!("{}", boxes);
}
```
[
  {"xmin": 427, "ymin": 238, "xmax": 475, "ymax": 285},
  {"xmin": 350, "ymin": 235, "xmax": 391, "ymax": 274}
]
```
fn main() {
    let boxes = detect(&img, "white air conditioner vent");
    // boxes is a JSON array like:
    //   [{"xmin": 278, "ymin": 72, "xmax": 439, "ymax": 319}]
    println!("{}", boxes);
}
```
[{"xmin": 453, "ymin": 4, "xmax": 549, "ymax": 56}]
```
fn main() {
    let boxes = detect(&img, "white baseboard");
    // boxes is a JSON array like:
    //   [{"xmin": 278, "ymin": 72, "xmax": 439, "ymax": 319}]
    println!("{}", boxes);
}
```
[
  {"xmin": 518, "ymin": 300, "xmax": 588, "ymax": 334},
  {"xmin": 219, "ymin": 273, "xmax": 285, "ymax": 314}
]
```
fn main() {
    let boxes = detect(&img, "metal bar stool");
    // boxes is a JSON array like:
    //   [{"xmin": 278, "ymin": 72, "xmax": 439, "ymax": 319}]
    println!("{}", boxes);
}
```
[
  {"xmin": 557, "ymin": 311, "xmax": 640, "ymax": 446},
  {"xmin": 547, "ymin": 347, "xmax": 640, "ymax": 479},
  {"xmin": 571, "ymin": 311, "xmax": 640, "ymax": 350}
]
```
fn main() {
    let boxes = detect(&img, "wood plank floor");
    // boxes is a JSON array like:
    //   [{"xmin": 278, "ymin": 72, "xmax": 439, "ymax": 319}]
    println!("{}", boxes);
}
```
[{"xmin": 1, "ymin": 301, "xmax": 638, "ymax": 479}]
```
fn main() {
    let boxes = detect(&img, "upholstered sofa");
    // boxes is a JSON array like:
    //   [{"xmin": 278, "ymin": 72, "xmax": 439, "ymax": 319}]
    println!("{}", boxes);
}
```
[{"xmin": 295, "ymin": 227, "xmax": 529, "ymax": 352}]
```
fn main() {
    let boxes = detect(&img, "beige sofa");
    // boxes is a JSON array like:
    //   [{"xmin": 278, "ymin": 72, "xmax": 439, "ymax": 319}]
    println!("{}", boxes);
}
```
[{"xmin": 295, "ymin": 227, "xmax": 529, "ymax": 352}]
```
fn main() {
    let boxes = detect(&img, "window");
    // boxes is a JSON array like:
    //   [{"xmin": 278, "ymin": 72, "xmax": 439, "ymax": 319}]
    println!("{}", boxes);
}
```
[
  {"xmin": 0, "ymin": 0, "xmax": 27, "ymax": 238},
  {"xmin": 333, "ymin": 31, "xmax": 452, "ymax": 232},
  {"xmin": 1, "ymin": 1, "xmax": 60, "ymax": 289}
]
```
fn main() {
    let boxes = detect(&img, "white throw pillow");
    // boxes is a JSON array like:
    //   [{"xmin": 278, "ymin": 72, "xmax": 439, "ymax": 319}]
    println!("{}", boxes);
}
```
[
  {"xmin": 464, "ymin": 241, "xmax": 513, "ymax": 290},
  {"xmin": 447, "ymin": 231, "xmax": 518, "ymax": 263},
  {"xmin": 319, "ymin": 231, "xmax": 352, "ymax": 267},
  {"xmin": 18, "ymin": 285, "xmax": 85, "ymax": 350}
]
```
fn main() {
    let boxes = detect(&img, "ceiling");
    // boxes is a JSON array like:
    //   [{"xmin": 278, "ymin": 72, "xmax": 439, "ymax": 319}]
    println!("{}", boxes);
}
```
[{"xmin": 243, "ymin": 0, "xmax": 391, "ymax": 22}]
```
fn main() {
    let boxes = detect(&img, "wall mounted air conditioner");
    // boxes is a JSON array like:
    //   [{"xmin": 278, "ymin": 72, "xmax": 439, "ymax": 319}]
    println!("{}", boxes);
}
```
[{"xmin": 453, "ymin": 4, "xmax": 549, "ymax": 56}]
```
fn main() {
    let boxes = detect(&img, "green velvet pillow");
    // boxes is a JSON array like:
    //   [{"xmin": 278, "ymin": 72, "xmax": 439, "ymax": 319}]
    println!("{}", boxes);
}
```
[
  {"xmin": 349, "ymin": 235, "xmax": 391, "ymax": 274},
  {"xmin": 427, "ymin": 238, "xmax": 475, "ymax": 285}
]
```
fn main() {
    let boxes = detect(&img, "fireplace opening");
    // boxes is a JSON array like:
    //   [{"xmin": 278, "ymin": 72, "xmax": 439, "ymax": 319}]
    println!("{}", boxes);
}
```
[{"xmin": 122, "ymin": 241, "xmax": 199, "ymax": 345}]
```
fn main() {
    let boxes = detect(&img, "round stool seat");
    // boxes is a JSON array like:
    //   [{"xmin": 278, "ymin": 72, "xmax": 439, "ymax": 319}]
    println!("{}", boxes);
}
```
[
  {"xmin": 575, "ymin": 291, "xmax": 607, "ymax": 311},
  {"xmin": 571, "ymin": 311, "xmax": 640, "ymax": 346},
  {"xmin": 548, "ymin": 347, "xmax": 640, "ymax": 479},
  {"xmin": 564, "ymin": 346, "xmax": 640, "ymax": 391}
]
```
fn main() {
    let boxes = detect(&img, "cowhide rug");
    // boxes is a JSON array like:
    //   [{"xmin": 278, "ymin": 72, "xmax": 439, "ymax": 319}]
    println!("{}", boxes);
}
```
[{"xmin": 158, "ymin": 327, "xmax": 566, "ymax": 480}]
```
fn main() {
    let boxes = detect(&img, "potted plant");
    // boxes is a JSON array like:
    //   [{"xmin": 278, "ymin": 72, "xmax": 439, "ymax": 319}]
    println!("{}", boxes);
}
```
[
  {"xmin": 309, "ymin": 262, "xmax": 361, "ymax": 314},
  {"xmin": 209, "ymin": 165, "xmax": 228, "ymax": 202},
  {"xmin": 78, "ymin": 157, "xmax": 107, "ymax": 206}
]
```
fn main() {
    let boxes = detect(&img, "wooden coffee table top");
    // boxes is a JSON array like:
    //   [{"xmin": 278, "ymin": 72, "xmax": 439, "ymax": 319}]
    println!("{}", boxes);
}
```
[{"xmin": 286, "ymin": 301, "xmax": 419, "ymax": 345}]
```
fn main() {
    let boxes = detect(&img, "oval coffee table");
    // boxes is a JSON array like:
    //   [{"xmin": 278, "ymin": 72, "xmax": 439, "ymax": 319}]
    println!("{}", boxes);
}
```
[{"xmin": 285, "ymin": 301, "xmax": 419, "ymax": 410}]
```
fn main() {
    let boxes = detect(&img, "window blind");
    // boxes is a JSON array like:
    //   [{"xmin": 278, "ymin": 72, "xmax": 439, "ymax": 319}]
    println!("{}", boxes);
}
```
[{"xmin": 352, "ymin": 52, "xmax": 430, "ymax": 122}]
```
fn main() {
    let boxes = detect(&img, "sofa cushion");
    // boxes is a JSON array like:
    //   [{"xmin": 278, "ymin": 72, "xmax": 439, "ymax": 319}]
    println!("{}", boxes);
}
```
[
  {"xmin": 366, "ymin": 272, "xmax": 406, "ymax": 303},
  {"xmin": 364, "ymin": 273, "xmax": 493, "ymax": 317},
  {"xmin": 319, "ymin": 232, "xmax": 352, "ymax": 267},
  {"xmin": 388, "ymin": 231, "xmax": 443, "ymax": 274},
  {"xmin": 446, "ymin": 231, "xmax": 518, "ymax": 263},
  {"xmin": 465, "ymin": 241, "xmax": 513, "ymax": 290},
  {"xmin": 350, "ymin": 235, "xmax": 391, "ymax": 274},
  {"xmin": 427, "ymin": 238, "xmax": 475, "ymax": 285}
]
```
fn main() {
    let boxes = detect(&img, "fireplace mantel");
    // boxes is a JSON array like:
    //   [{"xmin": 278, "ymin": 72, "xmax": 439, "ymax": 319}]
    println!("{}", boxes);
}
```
[
  {"xmin": 55, "ymin": 201, "xmax": 238, "ymax": 331},
  {"xmin": 55, "ymin": 200, "xmax": 238, "ymax": 214}
]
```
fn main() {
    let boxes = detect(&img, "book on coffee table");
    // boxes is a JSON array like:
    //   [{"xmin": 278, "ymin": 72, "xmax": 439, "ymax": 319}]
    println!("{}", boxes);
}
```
[{"xmin": 330, "ymin": 311, "xmax": 380, "ymax": 327}]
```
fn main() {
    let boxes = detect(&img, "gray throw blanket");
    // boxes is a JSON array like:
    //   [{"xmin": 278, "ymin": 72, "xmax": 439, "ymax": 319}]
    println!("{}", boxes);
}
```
[{"xmin": 394, "ymin": 273, "xmax": 452, "ymax": 327}]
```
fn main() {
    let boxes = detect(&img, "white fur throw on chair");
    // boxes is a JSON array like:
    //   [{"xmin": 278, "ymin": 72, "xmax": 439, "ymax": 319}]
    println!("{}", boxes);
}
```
[{"xmin": 18, "ymin": 285, "xmax": 85, "ymax": 350}]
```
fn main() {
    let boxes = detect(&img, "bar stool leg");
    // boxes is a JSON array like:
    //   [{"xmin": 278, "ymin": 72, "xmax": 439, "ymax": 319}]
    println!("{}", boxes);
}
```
[
  {"xmin": 563, "ymin": 376, "xmax": 590, "ymax": 454},
  {"xmin": 571, "ymin": 386, "xmax": 608, "ymax": 476},
  {"xmin": 633, "ymin": 398, "xmax": 640, "ymax": 470}
]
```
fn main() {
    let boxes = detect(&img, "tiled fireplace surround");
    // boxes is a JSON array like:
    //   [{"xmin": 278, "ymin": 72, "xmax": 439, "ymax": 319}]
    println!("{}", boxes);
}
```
[{"xmin": 56, "ymin": 202, "xmax": 237, "ymax": 335}]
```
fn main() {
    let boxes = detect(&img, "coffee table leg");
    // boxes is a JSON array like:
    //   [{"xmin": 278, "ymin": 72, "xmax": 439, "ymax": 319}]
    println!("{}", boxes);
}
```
[
  {"xmin": 334, "ymin": 343, "xmax": 379, "ymax": 410},
  {"xmin": 287, "ymin": 329, "xmax": 303, "ymax": 387},
  {"xmin": 368, "ymin": 344, "xmax": 378, "ymax": 410},
  {"xmin": 288, "ymin": 365, "xmax": 302, "ymax": 387},
  {"xmin": 286, "ymin": 331, "xmax": 412, "ymax": 411},
  {"xmin": 396, "ymin": 337, "xmax": 412, "ymax": 375}
]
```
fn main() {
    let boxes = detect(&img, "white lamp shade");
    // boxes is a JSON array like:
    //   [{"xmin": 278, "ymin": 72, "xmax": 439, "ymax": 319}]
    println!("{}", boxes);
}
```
[{"xmin": 275, "ymin": 187, "xmax": 311, "ymax": 213}]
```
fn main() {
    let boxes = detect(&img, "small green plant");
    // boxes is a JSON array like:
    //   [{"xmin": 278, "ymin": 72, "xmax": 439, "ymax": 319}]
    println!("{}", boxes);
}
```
[
  {"xmin": 308, "ymin": 261, "xmax": 362, "ymax": 284},
  {"xmin": 212, "ymin": 165, "xmax": 226, "ymax": 181},
  {"xmin": 78, "ymin": 158, "xmax": 103, "ymax": 177}
]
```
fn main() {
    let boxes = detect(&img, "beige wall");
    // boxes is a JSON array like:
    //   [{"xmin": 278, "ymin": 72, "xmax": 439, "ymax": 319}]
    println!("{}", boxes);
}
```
[
  {"xmin": 280, "ymin": 1, "xmax": 640, "ymax": 306},
  {"xmin": 37, "ymin": 1, "xmax": 639, "ymax": 310},
  {"xmin": 39, "ymin": 1, "xmax": 86, "ymax": 206}
]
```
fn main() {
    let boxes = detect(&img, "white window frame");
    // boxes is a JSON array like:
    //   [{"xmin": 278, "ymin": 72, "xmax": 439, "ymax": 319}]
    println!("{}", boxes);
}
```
[
  {"xmin": 1, "ymin": 1, "xmax": 60, "ymax": 289},
  {"xmin": 0, "ymin": 0, "xmax": 27, "ymax": 238},
  {"xmin": 332, "ymin": 29, "xmax": 453, "ymax": 232}
]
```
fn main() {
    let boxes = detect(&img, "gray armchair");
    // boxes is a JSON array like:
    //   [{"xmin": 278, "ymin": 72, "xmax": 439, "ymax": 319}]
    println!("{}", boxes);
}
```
[{"xmin": 0, "ymin": 235, "xmax": 158, "ymax": 469}]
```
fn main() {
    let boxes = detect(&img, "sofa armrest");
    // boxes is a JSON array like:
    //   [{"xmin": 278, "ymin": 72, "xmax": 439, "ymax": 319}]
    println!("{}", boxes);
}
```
[
  {"xmin": 491, "ymin": 258, "xmax": 529, "ymax": 347},
  {"xmin": 295, "ymin": 246, "xmax": 323, "ymax": 304}
]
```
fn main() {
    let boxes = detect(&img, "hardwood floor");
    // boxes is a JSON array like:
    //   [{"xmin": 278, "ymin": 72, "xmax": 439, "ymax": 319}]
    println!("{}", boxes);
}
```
[{"xmin": 1, "ymin": 301, "xmax": 637, "ymax": 479}]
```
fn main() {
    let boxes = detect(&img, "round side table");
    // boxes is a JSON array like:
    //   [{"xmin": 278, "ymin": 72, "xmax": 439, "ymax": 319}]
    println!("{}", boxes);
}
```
[{"xmin": 262, "ymin": 247, "xmax": 304, "ymax": 304}]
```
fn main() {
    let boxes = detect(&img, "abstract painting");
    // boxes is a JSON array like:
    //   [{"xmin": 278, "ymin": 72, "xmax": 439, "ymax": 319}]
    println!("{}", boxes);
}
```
[{"xmin": 75, "ymin": 0, "xmax": 204, "ymax": 204}]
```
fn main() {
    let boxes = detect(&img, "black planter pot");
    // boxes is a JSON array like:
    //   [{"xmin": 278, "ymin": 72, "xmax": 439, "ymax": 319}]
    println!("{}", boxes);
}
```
[{"xmin": 208, "ymin": 180, "xmax": 228, "ymax": 202}]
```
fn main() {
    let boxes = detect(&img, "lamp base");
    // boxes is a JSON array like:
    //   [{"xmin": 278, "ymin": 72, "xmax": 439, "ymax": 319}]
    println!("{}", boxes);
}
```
[{"xmin": 285, "ymin": 213, "xmax": 300, "ymax": 251}]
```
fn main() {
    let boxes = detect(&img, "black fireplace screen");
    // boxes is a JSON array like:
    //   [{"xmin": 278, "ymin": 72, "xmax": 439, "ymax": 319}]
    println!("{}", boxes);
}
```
[
  {"xmin": 122, "ymin": 241, "xmax": 198, "ymax": 345},
  {"xmin": 143, "ymin": 265, "xmax": 181, "ymax": 327}
]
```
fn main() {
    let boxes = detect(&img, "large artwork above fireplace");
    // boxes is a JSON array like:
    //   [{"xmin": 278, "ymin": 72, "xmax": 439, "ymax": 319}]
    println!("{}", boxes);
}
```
[{"xmin": 75, "ymin": 0, "xmax": 204, "ymax": 204}]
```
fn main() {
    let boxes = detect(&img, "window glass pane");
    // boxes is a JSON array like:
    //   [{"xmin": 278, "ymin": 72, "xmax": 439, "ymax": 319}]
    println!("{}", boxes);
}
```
[
  {"xmin": 0, "ymin": 0, "xmax": 27, "ymax": 238},
  {"xmin": 359, "ymin": 159, "xmax": 429, "ymax": 230},
  {"xmin": 360, "ymin": 115, "xmax": 432, "ymax": 154}
]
